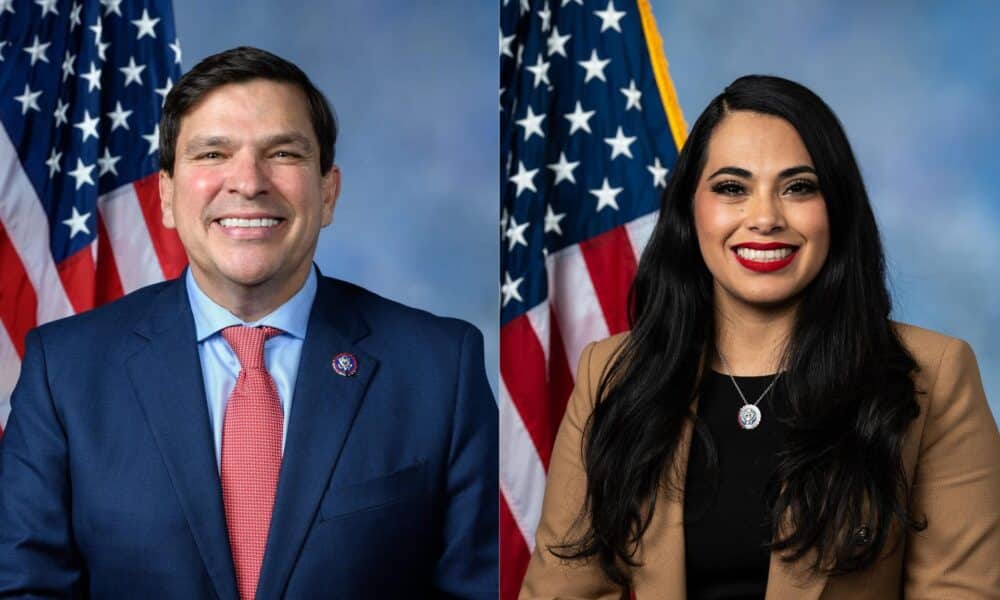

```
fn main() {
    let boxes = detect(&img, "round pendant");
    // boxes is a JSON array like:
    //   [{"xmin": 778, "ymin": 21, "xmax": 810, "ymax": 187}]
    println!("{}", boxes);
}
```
[{"xmin": 738, "ymin": 404, "xmax": 762, "ymax": 430}]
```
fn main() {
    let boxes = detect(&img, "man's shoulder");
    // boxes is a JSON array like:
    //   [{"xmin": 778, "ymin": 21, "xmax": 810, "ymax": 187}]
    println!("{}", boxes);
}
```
[
  {"xmin": 34, "ymin": 278, "xmax": 180, "ymax": 343},
  {"xmin": 321, "ymin": 276, "xmax": 481, "ymax": 343}
]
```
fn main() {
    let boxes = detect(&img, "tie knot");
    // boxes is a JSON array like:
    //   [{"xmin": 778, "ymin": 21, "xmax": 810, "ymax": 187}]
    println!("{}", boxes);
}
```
[{"xmin": 221, "ymin": 326, "xmax": 282, "ymax": 370}]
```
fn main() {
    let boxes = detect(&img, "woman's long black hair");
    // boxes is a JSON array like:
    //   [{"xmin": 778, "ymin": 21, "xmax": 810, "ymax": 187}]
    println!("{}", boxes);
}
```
[{"xmin": 551, "ymin": 75, "xmax": 925, "ymax": 585}]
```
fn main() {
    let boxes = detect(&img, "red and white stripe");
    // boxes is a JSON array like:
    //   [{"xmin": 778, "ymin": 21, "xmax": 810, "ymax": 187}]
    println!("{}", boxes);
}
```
[
  {"xmin": 0, "ymin": 124, "xmax": 186, "ymax": 432},
  {"xmin": 499, "ymin": 211, "xmax": 657, "ymax": 598}
]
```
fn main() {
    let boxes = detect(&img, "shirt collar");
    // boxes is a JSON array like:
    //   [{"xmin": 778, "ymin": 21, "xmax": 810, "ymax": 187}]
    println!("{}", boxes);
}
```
[{"xmin": 185, "ymin": 267, "xmax": 317, "ymax": 342}]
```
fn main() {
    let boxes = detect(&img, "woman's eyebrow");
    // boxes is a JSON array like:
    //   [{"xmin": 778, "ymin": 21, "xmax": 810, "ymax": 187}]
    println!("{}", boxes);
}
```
[
  {"xmin": 707, "ymin": 166, "xmax": 752, "ymax": 179},
  {"xmin": 779, "ymin": 165, "xmax": 816, "ymax": 178}
]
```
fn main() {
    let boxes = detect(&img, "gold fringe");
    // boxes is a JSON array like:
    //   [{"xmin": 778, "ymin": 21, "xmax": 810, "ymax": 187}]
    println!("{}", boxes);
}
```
[{"xmin": 636, "ymin": 0, "xmax": 687, "ymax": 150}]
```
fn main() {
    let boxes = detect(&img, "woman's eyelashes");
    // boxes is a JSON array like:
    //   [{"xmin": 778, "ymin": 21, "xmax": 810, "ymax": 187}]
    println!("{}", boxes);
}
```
[
  {"xmin": 783, "ymin": 179, "xmax": 819, "ymax": 196},
  {"xmin": 711, "ymin": 180, "xmax": 747, "ymax": 196},
  {"xmin": 709, "ymin": 178, "xmax": 820, "ymax": 198}
]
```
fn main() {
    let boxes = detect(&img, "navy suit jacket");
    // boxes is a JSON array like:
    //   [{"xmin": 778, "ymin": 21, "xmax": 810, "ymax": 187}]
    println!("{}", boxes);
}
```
[{"xmin": 0, "ymin": 274, "xmax": 498, "ymax": 598}]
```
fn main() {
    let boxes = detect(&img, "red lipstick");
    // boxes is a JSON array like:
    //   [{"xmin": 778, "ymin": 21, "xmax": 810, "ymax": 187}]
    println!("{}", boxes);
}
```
[{"xmin": 732, "ymin": 242, "xmax": 799, "ymax": 273}]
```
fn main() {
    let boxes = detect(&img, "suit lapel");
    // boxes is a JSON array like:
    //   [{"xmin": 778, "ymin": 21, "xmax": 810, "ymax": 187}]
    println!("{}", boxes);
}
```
[
  {"xmin": 124, "ymin": 278, "xmax": 238, "ymax": 600},
  {"xmin": 256, "ymin": 277, "xmax": 378, "ymax": 597}
]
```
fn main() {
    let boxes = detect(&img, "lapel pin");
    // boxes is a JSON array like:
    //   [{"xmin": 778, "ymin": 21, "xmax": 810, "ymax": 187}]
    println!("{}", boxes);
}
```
[{"xmin": 332, "ymin": 352, "xmax": 358, "ymax": 377}]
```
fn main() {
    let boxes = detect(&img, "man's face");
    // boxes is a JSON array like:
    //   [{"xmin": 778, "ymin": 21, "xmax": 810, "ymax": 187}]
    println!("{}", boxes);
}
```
[{"xmin": 160, "ymin": 79, "xmax": 339, "ymax": 307}]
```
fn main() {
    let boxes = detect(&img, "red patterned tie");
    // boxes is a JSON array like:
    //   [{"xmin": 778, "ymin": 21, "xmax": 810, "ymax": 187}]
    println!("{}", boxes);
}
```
[{"xmin": 220, "ymin": 325, "xmax": 284, "ymax": 599}]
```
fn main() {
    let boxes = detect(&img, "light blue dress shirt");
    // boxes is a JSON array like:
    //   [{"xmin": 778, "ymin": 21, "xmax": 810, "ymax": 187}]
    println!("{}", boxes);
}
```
[{"xmin": 185, "ymin": 268, "xmax": 317, "ymax": 468}]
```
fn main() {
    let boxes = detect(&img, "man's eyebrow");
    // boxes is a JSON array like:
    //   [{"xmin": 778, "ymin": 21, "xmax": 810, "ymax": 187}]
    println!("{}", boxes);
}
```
[
  {"xmin": 263, "ymin": 132, "xmax": 314, "ymax": 149},
  {"xmin": 183, "ymin": 136, "xmax": 233, "ymax": 153}
]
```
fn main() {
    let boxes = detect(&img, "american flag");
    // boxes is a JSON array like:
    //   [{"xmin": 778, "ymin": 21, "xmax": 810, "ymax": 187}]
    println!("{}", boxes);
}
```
[
  {"xmin": 0, "ymin": 0, "xmax": 186, "ymax": 435},
  {"xmin": 499, "ymin": 0, "xmax": 686, "ymax": 595}
]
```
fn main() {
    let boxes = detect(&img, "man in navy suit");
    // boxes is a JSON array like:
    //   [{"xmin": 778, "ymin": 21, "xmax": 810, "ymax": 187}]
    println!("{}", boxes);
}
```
[{"xmin": 0, "ymin": 47, "xmax": 497, "ymax": 598}]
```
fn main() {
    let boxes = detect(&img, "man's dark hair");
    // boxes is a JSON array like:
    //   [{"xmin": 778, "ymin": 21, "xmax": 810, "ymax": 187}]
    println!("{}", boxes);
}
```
[{"xmin": 159, "ymin": 46, "xmax": 337, "ymax": 175}]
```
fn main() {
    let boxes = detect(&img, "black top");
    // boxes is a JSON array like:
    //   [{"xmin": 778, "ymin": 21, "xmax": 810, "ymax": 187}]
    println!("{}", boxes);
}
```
[{"xmin": 683, "ymin": 370, "xmax": 790, "ymax": 600}]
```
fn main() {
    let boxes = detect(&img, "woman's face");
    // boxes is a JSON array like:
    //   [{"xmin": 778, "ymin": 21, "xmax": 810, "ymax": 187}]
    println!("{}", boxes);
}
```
[{"xmin": 693, "ymin": 110, "xmax": 830, "ymax": 312}]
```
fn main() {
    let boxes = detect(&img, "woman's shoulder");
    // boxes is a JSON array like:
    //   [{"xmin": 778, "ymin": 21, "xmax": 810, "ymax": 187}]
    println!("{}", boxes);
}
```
[
  {"xmin": 585, "ymin": 331, "xmax": 630, "ymax": 369},
  {"xmin": 892, "ymin": 321, "xmax": 971, "ymax": 369},
  {"xmin": 565, "ymin": 333, "xmax": 631, "ymax": 413},
  {"xmin": 891, "ymin": 321, "xmax": 988, "ymax": 432},
  {"xmin": 891, "ymin": 321, "xmax": 978, "ymax": 380}
]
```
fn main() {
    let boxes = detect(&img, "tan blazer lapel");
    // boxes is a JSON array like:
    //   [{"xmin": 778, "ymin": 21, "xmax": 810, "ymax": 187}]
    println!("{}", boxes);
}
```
[{"xmin": 631, "ymin": 402, "xmax": 696, "ymax": 599}]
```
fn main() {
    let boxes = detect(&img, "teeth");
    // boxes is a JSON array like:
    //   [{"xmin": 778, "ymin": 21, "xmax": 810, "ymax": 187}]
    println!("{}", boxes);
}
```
[
  {"xmin": 736, "ymin": 247, "xmax": 795, "ymax": 262},
  {"xmin": 218, "ymin": 217, "xmax": 280, "ymax": 228}
]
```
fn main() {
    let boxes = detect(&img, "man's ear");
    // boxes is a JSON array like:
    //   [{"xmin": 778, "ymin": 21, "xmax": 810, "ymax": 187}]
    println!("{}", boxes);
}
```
[
  {"xmin": 159, "ymin": 170, "xmax": 176, "ymax": 229},
  {"xmin": 320, "ymin": 165, "xmax": 341, "ymax": 227}
]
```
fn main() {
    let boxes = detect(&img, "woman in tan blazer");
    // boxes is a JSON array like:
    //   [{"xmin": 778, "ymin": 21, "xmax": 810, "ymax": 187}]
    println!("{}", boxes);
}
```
[{"xmin": 519, "ymin": 75, "xmax": 1000, "ymax": 599}]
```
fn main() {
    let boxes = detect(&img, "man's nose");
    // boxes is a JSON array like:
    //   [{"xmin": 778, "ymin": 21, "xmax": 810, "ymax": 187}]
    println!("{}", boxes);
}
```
[{"xmin": 226, "ymin": 152, "xmax": 269, "ymax": 198}]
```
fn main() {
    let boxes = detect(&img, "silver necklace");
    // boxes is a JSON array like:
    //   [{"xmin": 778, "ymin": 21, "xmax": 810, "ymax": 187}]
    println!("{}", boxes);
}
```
[{"xmin": 717, "ymin": 351, "xmax": 781, "ymax": 430}]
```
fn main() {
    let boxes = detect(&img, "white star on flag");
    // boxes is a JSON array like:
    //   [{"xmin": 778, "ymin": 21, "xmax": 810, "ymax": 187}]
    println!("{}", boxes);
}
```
[
  {"xmin": 501, "ymin": 271, "xmax": 524, "ymax": 307},
  {"xmin": 505, "ymin": 215, "xmax": 530, "ymax": 251},
  {"xmin": 97, "ymin": 148, "xmax": 121, "ymax": 176},
  {"xmin": 53, "ymin": 98, "xmax": 69, "ymax": 126},
  {"xmin": 594, "ymin": 0, "xmax": 626, "ymax": 33},
  {"xmin": 45, "ymin": 148, "xmax": 62, "ymax": 178},
  {"xmin": 564, "ymin": 101, "xmax": 595, "ymax": 135},
  {"xmin": 604, "ymin": 126, "xmax": 637, "ymax": 160},
  {"xmin": 14, "ymin": 84, "xmax": 42, "ymax": 115},
  {"xmin": 67, "ymin": 159, "xmax": 96, "ymax": 190},
  {"xmin": 62, "ymin": 206, "xmax": 92, "ymax": 238},
  {"xmin": 589, "ymin": 177, "xmax": 624, "ymax": 211},
  {"xmin": 500, "ymin": 29, "xmax": 515, "ymax": 58},
  {"xmin": 131, "ymin": 9, "xmax": 160, "ymax": 39},
  {"xmin": 525, "ymin": 54, "xmax": 551, "ymax": 88},
  {"xmin": 169, "ymin": 38, "xmax": 182, "ymax": 64},
  {"xmin": 543, "ymin": 204, "xmax": 566, "ymax": 235},
  {"xmin": 81, "ymin": 62, "xmax": 102, "ymax": 92},
  {"xmin": 546, "ymin": 26, "xmax": 571, "ymax": 58},
  {"xmin": 107, "ymin": 101, "xmax": 132, "ymax": 131},
  {"xmin": 647, "ymin": 156, "xmax": 669, "ymax": 188},
  {"xmin": 23, "ymin": 35, "xmax": 51, "ymax": 66},
  {"xmin": 120, "ymin": 56, "xmax": 145, "ymax": 86},
  {"xmin": 61, "ymin": 50, "xmax": 76, "ymax": 81},
  {"xmin": 578, "ymin": 49, "xmax": 610, "ymax": 83},
  {"xmin": 35, "ymin": 0, "xmax": 58, "ymax": 17},
  {"xmin": 99, "ymin": 0, "xmax": 122, "ymax": 17},
  {"xmin": 547, "ymin": 152, "xmax": 579, "ymax": 185},
  {"xmin": 537, "ymin": 4, "xmax": 551, "ymax": 31},
  {"xmin": 621, "ymin": 80, "xmax": 642, "ymax": 111},
  {"xmin": 142, "ymin": 123, "xmax": 160, "ymax": 155},
  {"xmin": 509, "ymin": 160, "xmax": 538, "ymax": 197},
  {"xmin": 515, "ymin": 106, "xmax": 546, "ymax": 140},
  {"xmin": 69, "ymin": 2, "xmax": 82, "ymax": 28},
  {"xmin": 74, "ymin": 110, "xmax": 100, "ymax": 142},
  {"xmin": 155, "ymin": 77, "xmax": 173, "ymax": 105}
]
